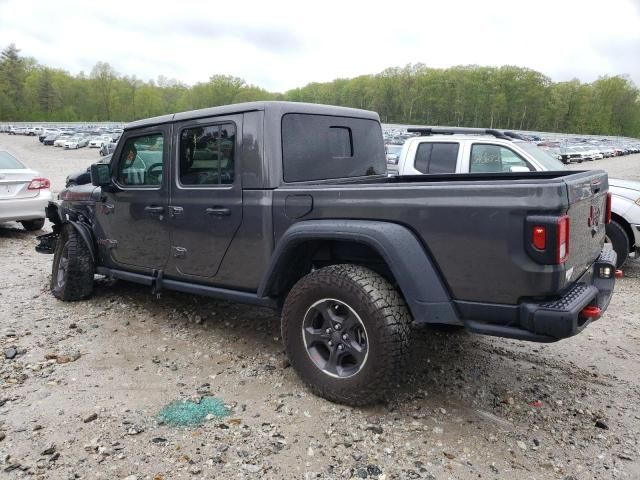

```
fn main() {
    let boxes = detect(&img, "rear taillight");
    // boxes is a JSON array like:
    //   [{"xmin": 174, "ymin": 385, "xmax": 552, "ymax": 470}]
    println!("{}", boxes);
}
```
[
  {"xmin": 556, "ymin": 215, "xmax": 570, "ymax": 264},
  {"xmin": 532, "ymin": 226, "xmax": 546, "ymax": 250},
  {"xmin": 605, "ymin": 192, "xmax": 612, "ymax": 224},
  {"xmin": 27, "ymin": 178, "xmax": 50, "ymax": 190},
  {"xmin": 526, "ymin": 215, "xmax": 570, "ymax": 265}
]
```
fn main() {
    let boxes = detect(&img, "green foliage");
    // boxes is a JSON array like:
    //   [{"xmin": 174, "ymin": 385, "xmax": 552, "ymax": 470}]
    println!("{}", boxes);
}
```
[{"xmin": 0, "ymin": 44, "xmax": 638, "ymax": 137}]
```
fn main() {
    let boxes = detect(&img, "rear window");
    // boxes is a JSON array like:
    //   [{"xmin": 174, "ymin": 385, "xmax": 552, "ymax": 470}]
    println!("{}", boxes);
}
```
[
  {"xmin": 0, "ymin": 151, "xmax": 25, "ymax": 169},
  {"xmin": 282, "ymin": 114, "xmax": 386, "ymax": 182},
  {"xmin": 414, "ymin": 142, "xmax": 459, "ymax": 173}
]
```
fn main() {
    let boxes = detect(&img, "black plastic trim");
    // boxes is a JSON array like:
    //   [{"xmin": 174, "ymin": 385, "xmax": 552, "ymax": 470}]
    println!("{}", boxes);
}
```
[
  {"xmin": 95, "ymin": 267, "xmax": 276, "ymax": 308},
  {"xmin": 260, "ymin": 220, "xmax": 460, "ymax": 325},
  {"xmin": 456, "ymin": 246, "xmax": 617, "ymax": 342}
]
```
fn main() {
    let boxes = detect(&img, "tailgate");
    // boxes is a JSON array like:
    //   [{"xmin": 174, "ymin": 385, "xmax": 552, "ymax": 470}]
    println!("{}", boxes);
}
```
[{"xmin": 564, "ymin": 170, "xmax": 609, "ymax": 282}]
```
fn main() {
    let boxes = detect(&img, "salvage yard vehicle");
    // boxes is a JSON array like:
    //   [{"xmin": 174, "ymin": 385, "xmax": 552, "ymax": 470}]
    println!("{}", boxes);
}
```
[
  {"xmin": 394, "ymin": 127, "xmax": 638, "ymax": 267},
  {"xmin": 0, "ymin": 151, "xmax": 52, "ymax": 231},
  {"xmin": 64, "ymin": 135, "xmax": 90, "ymax": 149},
  {"xmin": 37, "ymin": 102, "xmax": 617, "ymax": 406}
]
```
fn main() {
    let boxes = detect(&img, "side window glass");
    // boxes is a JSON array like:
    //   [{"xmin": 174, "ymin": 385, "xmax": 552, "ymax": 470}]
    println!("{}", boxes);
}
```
[
  {"xmin": 414, "ymin": 142, "xmax": 458, "ymax": 173},
  {"xmin": 179, "ymin": 123, "xmax": 235, "ymax": 186},
  {"xmin": 500, "ymin": 147, "xmax": 532, "ymax": 171},
  {"xmin": 116, "ymin": 134, "xmax": 164, "ymax": 186},
  {"xmin": 429, "ymin": 143, "xmax": 459, "ymax": 173},
  {"xmin": 470, "ymin": 144, "xmax": 532, "ymax": 173},
  {"xmin": 414, "ymin": 143, "xmax": 432, "ymax": 173}
]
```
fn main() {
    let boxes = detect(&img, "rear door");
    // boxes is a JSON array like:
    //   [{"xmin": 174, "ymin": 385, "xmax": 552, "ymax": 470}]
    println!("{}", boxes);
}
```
[
  {"xmin": 401, "ymin": 139, "xmax": 462, "ymax": 175},
  {"xmin": 166, "ymin": 115, "xmax": 243, "ymax": 281}
]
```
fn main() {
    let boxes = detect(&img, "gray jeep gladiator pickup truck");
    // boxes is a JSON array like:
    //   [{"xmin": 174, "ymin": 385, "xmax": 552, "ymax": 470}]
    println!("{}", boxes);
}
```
[{"xmin": 37, "ymin": 101, "xmax": 617, "ymax": 405}]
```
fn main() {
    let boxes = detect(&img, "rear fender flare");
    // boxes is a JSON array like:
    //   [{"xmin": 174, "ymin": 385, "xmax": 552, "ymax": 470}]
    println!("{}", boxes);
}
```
[{"xmin": 259, "ymin": 220, "xmax": 460, "ymax": 325}]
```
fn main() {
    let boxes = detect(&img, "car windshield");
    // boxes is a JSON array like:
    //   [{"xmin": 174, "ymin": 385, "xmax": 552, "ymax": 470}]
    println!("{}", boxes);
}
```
[
  {"xmin": 0, "ymin": 151, "xmax": 26, "ymax": 169},
  {"xmin": 517, "ymin": 142, "xmax": 567, "ymax": 170}
]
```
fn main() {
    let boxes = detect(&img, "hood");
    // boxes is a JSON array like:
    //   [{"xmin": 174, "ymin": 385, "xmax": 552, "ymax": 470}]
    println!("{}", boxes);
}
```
[
  {"xmin": 609, "ymin": 178, "xmax": 640, "ymax": 201},
  {"xmin": 59, "ymin": 183, "xmax": 101, "ymax": 202}
]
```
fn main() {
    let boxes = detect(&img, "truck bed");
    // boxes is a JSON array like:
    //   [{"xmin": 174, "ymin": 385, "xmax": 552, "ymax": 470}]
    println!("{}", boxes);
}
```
[{"xmin": 274, "ymin": 170, "xmax": 608, "ymax": 305}]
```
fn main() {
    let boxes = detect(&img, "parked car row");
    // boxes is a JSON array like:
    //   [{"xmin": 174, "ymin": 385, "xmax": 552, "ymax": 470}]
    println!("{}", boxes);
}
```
[
  {"xmin": 537, "ymin": 142, "xmax": 640, "ymax": 164},
  {"xmin": 1, "ymin": 124, "xmax": 123, "ymax": 153},
  {"xmin": 384, "ymin": 126, "xmax": 640, "ymax": 167}
]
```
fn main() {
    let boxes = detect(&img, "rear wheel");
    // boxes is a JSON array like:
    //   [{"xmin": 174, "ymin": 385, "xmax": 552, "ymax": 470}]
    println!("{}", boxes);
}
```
[
  {"xmin": 282, "ymin": 264, "xmax": 411, "ymax": 406},
  {"xmin": 51, "ymin": 224, "xmax": 94, "ymax": 301},
  {"xmin": 20, "ymin": 218, "xmax": 45, "ymax": 231},
  {"xmin": 605, "ymin": 220, "xmax": 629, "ymax": 268}
]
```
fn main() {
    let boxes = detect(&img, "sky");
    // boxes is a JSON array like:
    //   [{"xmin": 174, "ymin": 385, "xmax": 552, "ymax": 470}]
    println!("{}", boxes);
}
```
[{"xmin": 0, "ymin": 0, "xmax": 639, "ymax": 92}]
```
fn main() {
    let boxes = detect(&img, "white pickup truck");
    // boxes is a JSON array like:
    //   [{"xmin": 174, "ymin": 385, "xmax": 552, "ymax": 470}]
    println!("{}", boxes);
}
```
[{"xmin": 392, "ymin": 127, "xmax": 640, "ymax": 267}]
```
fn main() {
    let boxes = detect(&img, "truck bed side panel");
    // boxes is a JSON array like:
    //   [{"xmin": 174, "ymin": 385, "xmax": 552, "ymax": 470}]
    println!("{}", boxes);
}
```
[{"xmin": 273, "ymin": 172, "xmax": 607, "ymax": 305}]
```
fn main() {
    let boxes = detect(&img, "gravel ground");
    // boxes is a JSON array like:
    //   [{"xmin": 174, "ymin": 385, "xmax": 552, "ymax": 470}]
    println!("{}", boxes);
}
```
[{"xmin": 0, "ymin": 135, "xmax": 639, "ymax": 479}]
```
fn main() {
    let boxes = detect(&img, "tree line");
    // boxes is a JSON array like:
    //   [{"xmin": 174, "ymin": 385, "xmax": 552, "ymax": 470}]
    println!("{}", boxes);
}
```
[{"xmin": 1, "ymin": 44, "xmax": 639, "ymax": 137}]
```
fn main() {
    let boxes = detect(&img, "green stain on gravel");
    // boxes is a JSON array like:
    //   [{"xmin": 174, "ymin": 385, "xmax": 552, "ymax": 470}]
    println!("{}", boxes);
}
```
[{"xmin": 158, "ymin": 397, "xmax": 230, "ymax": 426}]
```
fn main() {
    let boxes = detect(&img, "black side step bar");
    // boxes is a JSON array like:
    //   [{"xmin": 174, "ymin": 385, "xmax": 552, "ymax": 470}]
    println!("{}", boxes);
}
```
[{"xmin": 95, "ymin": 267, "xmax": 277, "ymax": 309}]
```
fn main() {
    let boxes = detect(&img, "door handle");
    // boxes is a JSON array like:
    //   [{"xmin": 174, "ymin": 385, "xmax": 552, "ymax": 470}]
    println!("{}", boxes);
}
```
[
  {"xmin": 168, "ymin": 206, "xmax": 184, "ymax": 217},
  {"xmin": 205, "ymin": 207, "xmax": 231, "ymax": 217},
  {"xmin": 144, "ymin": 205, "xmax": 165, "ymax": 215}
]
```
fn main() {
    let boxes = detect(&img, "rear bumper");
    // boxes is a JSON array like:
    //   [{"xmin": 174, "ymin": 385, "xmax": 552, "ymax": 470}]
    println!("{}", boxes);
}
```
[
  {"xmin": 460, "ymin": 246, "xmax": 617, "ymax": 342},
  {"xmin": 0, "ymin": 191, "xmax": 52, "ymax": 223}
]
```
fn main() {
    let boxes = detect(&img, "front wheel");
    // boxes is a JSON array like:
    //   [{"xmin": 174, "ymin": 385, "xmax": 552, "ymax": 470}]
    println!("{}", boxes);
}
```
[
  {"xmin": 51, "ymin": 224, "xmax": 95, "ymax": 301},
  {"xmin": 282, "ymin": 264, "xmax": 411, "ymax": 406},
  {"xmin": 605, "ymin": 220, "xmax": 629, "ymax": 268}
]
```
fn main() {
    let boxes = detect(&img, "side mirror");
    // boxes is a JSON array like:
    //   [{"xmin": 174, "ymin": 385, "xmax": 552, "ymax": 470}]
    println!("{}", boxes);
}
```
[
  {"xmin": 510, "ymin": 166, "xmax": 531, "ymax": 173},
  {"xmin": 91, "ymin": 163, "xmax": 111, "ymax": 187}
]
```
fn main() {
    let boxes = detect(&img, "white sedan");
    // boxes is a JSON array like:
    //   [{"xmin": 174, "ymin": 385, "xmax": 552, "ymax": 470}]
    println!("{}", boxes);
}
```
[
  {"xmin": 64, "ymin": 136, "xmax": 89, "ymax": 149},
  {"xmin": 54, "ymin": 135, "xmax": 72, "ymax": 147},
  {"xmin": 0, "ymin": 151, "xmax": 52, "ymax": 230},
  {"xmin": 88, "ymin": 135, "xmax": 113, "ymax": 148}
]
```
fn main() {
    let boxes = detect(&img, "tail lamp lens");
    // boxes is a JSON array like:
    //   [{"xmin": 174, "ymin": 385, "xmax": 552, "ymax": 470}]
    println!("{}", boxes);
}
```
[
  {"xmin": 27, "ymin": 178, "xmax": 51, "ymax": 190},
  {"xmin": 532, "ymin": 226, "xmax": 546, "ymax": 250},
  {"xmin": 557, "ymin": 215, "xmax": 570, "ymax": 264}
]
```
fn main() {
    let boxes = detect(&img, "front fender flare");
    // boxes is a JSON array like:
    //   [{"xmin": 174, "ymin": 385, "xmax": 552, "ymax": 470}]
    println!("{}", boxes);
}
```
[
  {"xmin": 259, "ymin": 220, "xmax": 460, "ymax": 325},
  {"xmin": 66, "ymin": 220, "xmax": 97, "ymax": 265}
]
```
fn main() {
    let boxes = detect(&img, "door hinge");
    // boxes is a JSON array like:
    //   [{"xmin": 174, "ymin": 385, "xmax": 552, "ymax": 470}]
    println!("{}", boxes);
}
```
[{"xmin": 172, "ymin": 246, "xmax": 187, "ymax": 258}]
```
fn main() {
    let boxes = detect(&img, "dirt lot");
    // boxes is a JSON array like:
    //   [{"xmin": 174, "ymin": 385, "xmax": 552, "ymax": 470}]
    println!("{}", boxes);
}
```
[{"xmin": 0, "ymin": 135, "xmax": 639, "ymax": 479}]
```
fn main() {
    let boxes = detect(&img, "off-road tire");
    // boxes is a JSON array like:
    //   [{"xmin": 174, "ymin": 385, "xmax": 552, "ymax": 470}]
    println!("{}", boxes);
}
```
[
  {"xmin": 605, "ymin": 220, "xmax": 629, "ymax": 268},
  {"xmin": 20, "ymin": 218, "xmax": 45, "ymax": 231},
  {"xmin": 51, "ymin": 224, "xmax": 94, "ymax": 301},
  {"xmin": 282, "ymin": 264, "xmax": 411, "ymax": 406}
]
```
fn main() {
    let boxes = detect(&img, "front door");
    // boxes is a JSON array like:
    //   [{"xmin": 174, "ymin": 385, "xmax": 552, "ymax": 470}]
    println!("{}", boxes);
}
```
[
  {"xmin": 94, "ymin": 126, "xmax": 171, "ymax": 272},
  {"xmin": 166, "ymin": 116, "xmax": 243, "ymax": 280}
]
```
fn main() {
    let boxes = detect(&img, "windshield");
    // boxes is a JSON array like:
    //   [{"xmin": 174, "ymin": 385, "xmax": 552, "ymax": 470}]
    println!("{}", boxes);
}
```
[
  {"xmin": 517, "ymin": 142, "xmax": 567, "ymax": 170},
  {"xmin": 0, "ymin": 151, "xmax": 26, "ymax": 169}
]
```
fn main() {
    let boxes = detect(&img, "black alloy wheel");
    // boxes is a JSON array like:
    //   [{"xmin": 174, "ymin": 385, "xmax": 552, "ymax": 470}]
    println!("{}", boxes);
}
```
[{"xmin": 302, "ymin": 298, "xmax": 368, "ymax": 378}]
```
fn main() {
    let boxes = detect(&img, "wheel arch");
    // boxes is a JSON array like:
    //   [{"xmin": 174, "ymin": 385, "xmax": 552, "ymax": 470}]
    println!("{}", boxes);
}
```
[
  {"xmin": 610, "ymin": 212, "xmax": 635, "ymax": 250},
  {"xmin": 46, "ymin": 202, "xmax": 97, "ymax": 264},
  {"xmin": 259, "ymin": 220, "xmax": 460, "ymax": 325}
]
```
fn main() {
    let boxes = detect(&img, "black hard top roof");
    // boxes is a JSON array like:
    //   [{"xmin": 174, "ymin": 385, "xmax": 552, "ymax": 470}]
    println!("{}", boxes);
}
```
[{"xmin": 125, "ymin": 101, "xmax": 380, "ymax": 130}]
